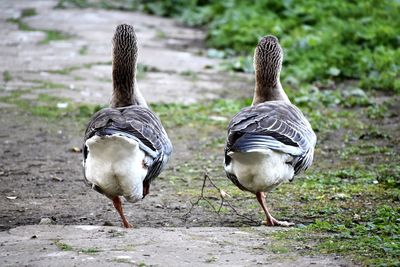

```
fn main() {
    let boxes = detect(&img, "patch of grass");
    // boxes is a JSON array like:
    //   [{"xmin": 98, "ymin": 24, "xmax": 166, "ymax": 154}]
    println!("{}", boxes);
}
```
[
  {"xmin": 268, "ymin": 160, "xmax": 400, "ymax": 266},
  {"xmin": 80, "ymin": 247, "xmax": 101, "ymax": 254},
  {"xmin": 180, "ymin": 70, "xmax": 198, "ymax": 81},
  {"xmin": 0, "ymin": 91, "xmax": 104, "ymax": 122},
  {"xmin": 269, "ymin": 244, "xmax": 290, "ymax": 254},
  {"xmin": 57, "ymin": 0, "xmax": 138, "ymax": 10},
  {"xmin": 48, "ymin": 61, "xmax": 112, "ymax": 75},
  {"xmin": 53, "ymin": 240, "xmax": 73, "ymax": 251},
  {"xmin": 310, "ymin": 205, "xmax": 399, "ymax": 266},
  {"xmin": 35, "ymin": 80, "xmax": 67, "ymax": 89},
  {"xmin": 39, "ymin": 30, "xmax": 71, "ymax": 45},
  {"xmin": 7, "ymin": 8, "xmax": 71, "ymax": 44},
  {"xmin": 79, "ymin": 45, "xmax": 88, "ymax": 55},
  {"xmin": 6, "ymin": 18, "xmax": 32, "ymax": 31},
  {"xmin": 6, "ymin": 8, "xmax": 37, "ymax": 30},
  {"xmin": 3, "ymin": 71, "xmax": 12, "ymax": 82},
  {"xmin": 21, "ymin": 8, "xmax": 37, "ymax": 17},
  {"xmin": 204, "ymin": 256, "xmax": 217, "ymax": 263},
  {"xmin": 113, "ymin": 258, "xmax": 132, "ymax": 264},
  {"xmin": 151, "ymin": 98, "xmax": 251, "ymax": 129},
  {"xmin": 48, "ymin": 66, "xmax": 80, "ymax": 75},
  {"xmin": 155, "ymin": 29, "xmax": 167, "ymax": 39}
]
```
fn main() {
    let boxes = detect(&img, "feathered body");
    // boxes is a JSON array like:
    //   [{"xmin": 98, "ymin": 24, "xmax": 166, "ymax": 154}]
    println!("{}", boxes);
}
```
[
  {"xmin": 224, "ymin": 35, "xmax": 316, "ymax": 226},
  {"xmin": 224, "ymin": 101, "xmax": 316, "ymax": 193},
  {"xmin": 83, "ymin": 107, "xmax": 172, "ymax": 202},
  {"xmin": 82, "ymin": 24, "xmax": 172, "ymax": 228}
]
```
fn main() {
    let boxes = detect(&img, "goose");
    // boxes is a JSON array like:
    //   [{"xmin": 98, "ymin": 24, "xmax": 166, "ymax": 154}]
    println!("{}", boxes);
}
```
[
  {"xmin": 82, "ymin": 24, "xmax": 172, "ymax": 228},
  {"xmin": 224, "ymin": 35, "xmax": 316, "ymax": 226}
]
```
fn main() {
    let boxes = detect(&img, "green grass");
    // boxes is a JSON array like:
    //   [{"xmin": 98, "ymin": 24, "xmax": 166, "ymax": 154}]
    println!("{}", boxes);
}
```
[
  {"xmin": 6, "ymin": 18, "xmax": 32, "ymax": 31},
  {"xmin": 267, "ymin": 159, "xmax": 400, "ymax": 266},
  {"xmin": 53, "ymin": 240, "xmax": 73, "ymax": 251},
  {"xmin": 177, "ymin": 0, "xmax": 399, "ymax": 93},
  {"xmin": 21, "ymin": 8, "xmax": 37, "ymax": 17},
  {"xmin": 79, "ymin": 45, "xmax": 88, "ymax": 55},
  {"xmin": 7, "ymin": 7, "xmax": 71, "ymax": 44},
  {"xmin": 3, "ymin": 71, "xmax": 12, "ymax": 82},
  {"xmin": 59, "ymin": 0, "xmax": 400, "ymax": 93},
  {"xmin": 0, "ymin": 90, "xmax": 103, "ymax": 122},
  {"xmin": 47, "ymin": 61, "xmax": 112, "ymax": 75},
  {"xmin": 80, "ymin": 247, "xmax": 102, "ymax": 254},
  {"xmin": 272, "ymin": 205, "xmax": 400, "ymax": 266},
  {"xmin": 53, "ymin": 240, "xmax": 102, "ymax": 254},
  {"xmin": 39, "ymin": 30, "xmax": 71, "ymax": 45}
]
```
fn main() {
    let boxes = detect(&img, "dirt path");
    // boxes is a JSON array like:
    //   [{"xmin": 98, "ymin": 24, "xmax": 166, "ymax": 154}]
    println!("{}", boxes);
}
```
[
  {"xmin": 0, "ymin": 0, "xmax": 250, "ymax": 105},
  {"xmin": 0, "ymin": 1, "xmax": 353, "ymax": 266}
]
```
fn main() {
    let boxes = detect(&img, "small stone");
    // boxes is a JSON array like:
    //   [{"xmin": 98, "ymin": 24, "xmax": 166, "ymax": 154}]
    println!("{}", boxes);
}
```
[
  {"xmin": 52, "ymin": 176, "xmax": 63, "ymax": 182},
  {"xmin": 39, "ymin": 217, "xmax": 55, "ymax": 225},
  {"xmin": 56, "ymin": 102, "xmax": 69, "ymax": 109},
  {"xmin": 103, "ymin": 221, "xmax": 114, "ymax": 226}
]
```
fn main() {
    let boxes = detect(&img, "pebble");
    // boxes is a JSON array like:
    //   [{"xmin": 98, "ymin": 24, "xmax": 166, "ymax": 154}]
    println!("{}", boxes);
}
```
[{"xmin": 39, "ymin": 218, "xmax": 55, "ymax": 225}]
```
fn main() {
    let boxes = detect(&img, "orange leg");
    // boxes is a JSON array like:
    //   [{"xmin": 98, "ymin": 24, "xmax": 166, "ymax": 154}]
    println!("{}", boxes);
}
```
[
  {"xmin": 256, "ymin": 192, "xmax": 294, "ymax": 227},
  {"xmin": 112, "ymin": 196, "xmax": 133, "ymax": 228}
]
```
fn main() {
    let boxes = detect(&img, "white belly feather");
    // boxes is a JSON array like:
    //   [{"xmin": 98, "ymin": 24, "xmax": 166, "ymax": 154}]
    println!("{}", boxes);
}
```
[
  {"xmin": 225, "ymin": 149, "xmax": 294, "ymax": 193},
  {"xmin": 84, "ymin": 135, "xmax": 148, "ymax": 203}
]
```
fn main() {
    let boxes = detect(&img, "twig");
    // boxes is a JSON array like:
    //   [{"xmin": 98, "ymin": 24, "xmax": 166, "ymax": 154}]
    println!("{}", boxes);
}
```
[{"xmin": 183, "ymin": 170, "xmax": 259, "ymax": 225}]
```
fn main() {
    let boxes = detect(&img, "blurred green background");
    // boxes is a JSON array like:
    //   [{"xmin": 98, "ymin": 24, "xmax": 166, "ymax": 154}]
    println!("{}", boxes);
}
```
[{"xmin": 59, "ymin": 0, "xmax": 400, "ymax": 93}]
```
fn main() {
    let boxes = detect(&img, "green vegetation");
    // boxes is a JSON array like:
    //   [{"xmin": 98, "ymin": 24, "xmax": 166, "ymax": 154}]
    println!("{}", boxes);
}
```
[
  {"xmin": 53, "ymin": 240, "xmax": 102, "ymax": 254},
  {"xmin": 53, "ymin": 240, "xmax": 73, "ymax": 251},
  {"xmin": 39, "ymin": 30, "xmax": 71, "ymax": 45},
  {"xmin": 21, "ymin": 8, "xmax": 37, "ymax": 17},
  {"xmin": 205, "ymin": 256, "xmax": 217, "ymax": 263},
  {"xmin": 272, "ymin": 177, "xmax": 399, "ymax": 266},
  {"xmin": 80, "ymin": 247, "xmax": 102, "ymax": 254},
  {"xmin": 0, "ymin": 90, "xmax": 103, "ymax": 122},
  {"xmin": 3, "ymin": 71, "xmax": 12, "ymax": 82},
  {"xmin": 58, "ymin": 0, "xmax": 400, "ymax": 93},
  {"xmin": 151, "ymin": 0, "xmax": 400, "ymax": 93},
  {"xmin": 79, "ymin": 45, "xmax": 88, "ymax": 55},
  {"xmin": 7, "ymin": 7, "xmax": 71, "ymax": 44}
]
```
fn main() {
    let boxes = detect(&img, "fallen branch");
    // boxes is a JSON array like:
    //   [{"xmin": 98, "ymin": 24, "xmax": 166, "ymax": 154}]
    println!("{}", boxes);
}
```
[{"xmin": 183, "ymin": 170, "xmax": 259, "ymax": 225}]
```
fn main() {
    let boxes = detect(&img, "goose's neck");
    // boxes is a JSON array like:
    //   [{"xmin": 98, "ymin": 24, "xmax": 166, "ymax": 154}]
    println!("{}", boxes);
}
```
[
  {"xmin": 252, "ymin": 73, "xmax": 290, "ymax": 105},
  {"xmin": 111, "ymin": 60, "xmax": 147, "ymax": 108},
  {"xmin": 110, "ymin": 25, "xmax": 147, "ymax": 108}
]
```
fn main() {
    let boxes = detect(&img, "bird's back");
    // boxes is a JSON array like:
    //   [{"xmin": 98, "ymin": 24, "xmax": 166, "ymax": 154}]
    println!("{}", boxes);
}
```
[
  {"xmin": 83, "ymin": 105, "xmax": 172, "ymax": 201},
  {"xmin": 224, "ymin": 101, "xmax": 316, "ymax": 192}
]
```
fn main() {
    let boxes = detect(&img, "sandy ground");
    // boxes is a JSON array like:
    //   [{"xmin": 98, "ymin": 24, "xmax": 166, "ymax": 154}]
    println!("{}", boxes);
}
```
[{"xmin": 0, "ymin": 1, "xmax": 353, "ymax": 266}]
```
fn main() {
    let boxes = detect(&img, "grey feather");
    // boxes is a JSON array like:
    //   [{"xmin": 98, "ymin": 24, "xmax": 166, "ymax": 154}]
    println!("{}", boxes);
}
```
[
  {"xmin": 225, "ymin": 100, "xmax": 316, "ymax": 175},
  {"xmin": 83, "ymin": 105, "xmax": 172, "ymax": 186}
]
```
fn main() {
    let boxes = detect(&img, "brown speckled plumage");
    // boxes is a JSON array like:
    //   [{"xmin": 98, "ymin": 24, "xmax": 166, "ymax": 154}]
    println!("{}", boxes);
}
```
[
  {"xmin": 253, "ymin": 35, "xmax": 289, "ymax": 104},
  {"xmin": 111, "ymin": 24, "xmax": 138, "ymax": 108}
]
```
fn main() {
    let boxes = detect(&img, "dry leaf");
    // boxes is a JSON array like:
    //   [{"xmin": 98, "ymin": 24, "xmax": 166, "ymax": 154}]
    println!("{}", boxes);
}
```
[{"xmin": 69, "ymin": 147, "xmax": 81, "ymax": 153}]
